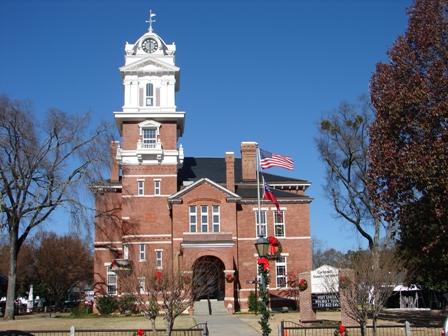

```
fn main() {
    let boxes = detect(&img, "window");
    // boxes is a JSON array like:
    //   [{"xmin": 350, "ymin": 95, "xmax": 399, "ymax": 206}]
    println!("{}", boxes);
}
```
[
  {"xmin": 155, "ymin": 250, "xmax": 163, "ymax": 268},
  {"xmin": 189, "ymin": 206, "xmax": 197, "ymax": 232},
  {"xmin": 273, "ymin": 210, "xmax": 285, "ymax": 238},
  {"xmin": 137, "ymin": 180, "xmax": 144, "ymax": 195},
  {"xmin": 123, "ymin": 244, "xmax": 129, "ymax": 260},
  {"xmin": 146, "ymin": 83, "xmax": 154, "ymax": 106},
  {"xmin": 142, "ymin": 128, "xmax": 157, "ymax": 149},
  {"xmin": 201, "ymin": 205, "xmax": 208, "ymax": 232},
  {"xmin": 138, "ymin": 277, "xmax": 145, "ymax": 294},
  {"xmin": 139, "ymin": 244, "xmax": 146, "ymax": 261},
  {"xmin": 106, "ymin": 266, "xmax": 117, "ymax": 295},
  {"xmin": 276, "ymin": 256, "xmax": 287, "ymax": 288},
  {"xmin": 154, "ymin": 179, "xmax": 161, "ymax": 195},
  {"xmin": 212, "ymin": 205, "xmax": 220, "ymax": 232},
  {"xmin": 255, "ymin": 210, "xmax": 267, "ymax": 237}
]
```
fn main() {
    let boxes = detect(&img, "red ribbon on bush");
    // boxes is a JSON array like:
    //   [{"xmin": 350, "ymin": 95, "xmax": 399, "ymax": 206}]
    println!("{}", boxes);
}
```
[{"xmin": 257, "ymin": 257, "xmax": 270, "ymax": 271}]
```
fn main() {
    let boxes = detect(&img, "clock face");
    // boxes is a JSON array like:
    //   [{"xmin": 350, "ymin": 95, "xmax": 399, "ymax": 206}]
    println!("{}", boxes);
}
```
[{"xmin": 142, "ymin": 38, "xmax": 158, "ymax": 53}]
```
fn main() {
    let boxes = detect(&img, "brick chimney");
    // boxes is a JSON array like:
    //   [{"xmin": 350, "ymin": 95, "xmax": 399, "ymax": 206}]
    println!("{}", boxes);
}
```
[
  {"xmin": 110, "ymin": 141, "xmax": 120, "ymax": 182},
  {"xmin": 241, "ymin": 142, "xmax": 257, "ymax": 181},
  {"xmin": 225, "ymin": 152, "xmax": 235, "ymax": 192}
]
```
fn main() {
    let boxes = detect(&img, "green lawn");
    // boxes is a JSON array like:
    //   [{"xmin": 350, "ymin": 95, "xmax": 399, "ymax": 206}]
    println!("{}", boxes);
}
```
[{"xmin": 0, "ymin": 313, "xmax": 197, "ymax": 331}]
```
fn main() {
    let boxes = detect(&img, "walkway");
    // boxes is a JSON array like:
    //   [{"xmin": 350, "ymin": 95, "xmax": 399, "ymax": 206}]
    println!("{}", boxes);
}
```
[{"xmin": 194, "ymin": 300, "xmax": 260, "ymax": 336}]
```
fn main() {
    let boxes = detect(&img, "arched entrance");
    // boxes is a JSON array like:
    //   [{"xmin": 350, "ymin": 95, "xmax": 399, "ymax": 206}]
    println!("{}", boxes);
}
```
[{"xmin": 192, "ymin": 256, "xmax": 225, "ymax": 301}]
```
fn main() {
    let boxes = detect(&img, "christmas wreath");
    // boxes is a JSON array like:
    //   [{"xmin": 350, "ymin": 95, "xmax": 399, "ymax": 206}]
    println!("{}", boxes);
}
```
[
  {"xmin": 267, "ymin": 235, "xmax": 283, "ymax": 260},
  {"xmin": 339, "ymin": 275, "xmax": 351, "ymax": 289},
  {"xmin": 298, "ymin": 278, "xmax": 308, "ymax": 291},
  {"xmin": 182, "ymin": 273, "xmax": 192, "ymax": 284},
  {"xmin": 225, "ymin": 273, "xmax": 234, "ymax": 283}
]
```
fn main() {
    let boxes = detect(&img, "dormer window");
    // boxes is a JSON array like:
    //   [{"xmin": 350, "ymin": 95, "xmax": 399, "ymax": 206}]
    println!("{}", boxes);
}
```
[
  {"xmin": 146, "ymin": 83, "xmax": 154, "ymax": 106},
  {"xmin": 138, "ymin": 120, "xmax": 161, "ymax": 152},
  {"xmin": 142, "ymin": 128, "xmax": 157, "ymax": 148}
]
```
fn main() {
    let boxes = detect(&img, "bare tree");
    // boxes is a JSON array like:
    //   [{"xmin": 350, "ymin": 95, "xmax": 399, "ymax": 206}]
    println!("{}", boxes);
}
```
[
  {"xmin": 325, "ymin": 250, "xmax": 404, "ymax": 336},
  {"xmin": 0, "ymin": 96, "xmax": 109, "ymax": 319},
  {"xmin": 316, "ymin": 97, "xmax": 394, "ymax": 252},
  {"xmin": 121, "ymin": 266, "xmax": 194, "ymax": 336}
]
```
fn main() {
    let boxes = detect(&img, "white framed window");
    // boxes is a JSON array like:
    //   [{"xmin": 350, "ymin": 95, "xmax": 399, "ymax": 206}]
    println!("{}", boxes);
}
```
[
  {"xmin": 106, "ymin": 266, "xmax": 117, "ymax": 295},
  {"xmin": 137, "ymin": 180, "xmax": 144, "ymax": 196},
  {"xmin": 201, "ymin": 205, "xmax": 208, "ymax": 232},
  {"xmin": 255, "ymin": 210, "xmax": 267, "ymax": 237},
  {"xmin": 273, "ymin": 210, "xmax": 285, "ymax": 238},
  {"xmin": 123, "ymin": 244, "xmax": 129, "ymax": 260},
  {"xmin": 142, "ymin": 128, "xmax": 157, "ymax": 149},
  {"xmin": 155, "ymin": 250, "xmax": 163, "ymax": 268},
  {"xmin": 154, "ymin": 179, "xmax": 161, "ymax": 196},
  {"xmin": 138, "ymin": 277, "xmax": 145, "ymax": 294},
  {"xmin": 189, "ymin": 206, "xmax": 197, "ymax": 232},
  {"xmin": 212, "ymin": 205, "xmax": 220, "ymax": 232},
  {"xmin": 146, "ymin": 83, "xmax": 154, "ymax": 106},
  {"xmin": 276, "ymin": 256, "xmax": 287, "ymax": 288},
  {"xmin": 139, "ymin": 244, "xmax": 146, "ymax": 261}
]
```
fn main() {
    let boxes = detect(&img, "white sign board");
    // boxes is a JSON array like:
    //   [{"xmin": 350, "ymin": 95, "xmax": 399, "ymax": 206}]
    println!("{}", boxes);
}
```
[{"xmin": 311, "ymin": 265, "xmax": 339, "ymax": 294}]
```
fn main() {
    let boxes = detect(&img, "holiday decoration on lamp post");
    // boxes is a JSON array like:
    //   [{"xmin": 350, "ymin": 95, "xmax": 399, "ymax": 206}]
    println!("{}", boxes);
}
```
[{"xmin": 255, "ymin": 235, "xmax": 272, "ymax": 336}]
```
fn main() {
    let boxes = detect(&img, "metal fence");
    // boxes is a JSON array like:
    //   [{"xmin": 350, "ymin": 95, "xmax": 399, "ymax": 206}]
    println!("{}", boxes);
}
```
[
  {"xmin": 0, "ymin": 324, "xmax": 208, "ymax": 336},
  {"xmin": 279, "ymin": 322, "xmax": 441, "ymax": 336}
]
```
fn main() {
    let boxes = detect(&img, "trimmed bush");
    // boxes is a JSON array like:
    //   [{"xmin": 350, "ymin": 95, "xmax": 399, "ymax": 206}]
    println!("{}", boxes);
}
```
[
  {"xmin": 248, "ymin": 291, "xmax": 261, "ymax": 312},
  {"xmin": 96, "ymin": 295, "xmax": 118, "ymax": 315},
  {"xmin": 71, "ymin": 302, "xmax": 93, "ymax": 317},
  {"xmin": 118, "ymin": 294, "xmax": 136, "ymax": 315}
]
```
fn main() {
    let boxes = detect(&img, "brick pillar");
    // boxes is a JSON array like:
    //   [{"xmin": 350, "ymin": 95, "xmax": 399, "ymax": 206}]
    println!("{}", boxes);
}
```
[
  {"xmin": 110, "ymin": 140, "xmax": 120, "ymax": 182},
  {"xmin": 299, "ymin": 271, "xmax": 316, "ymax": 322},
  {"xmin": 240, "ymin": 142, "xmax": 257, "ymax": 181},
  {"xmin": 225, "ymin": 152, "xmax": 235, "ymax": 192},
  {"xmin": 224, "ymin": 270, "xmax": 235, "ymax": 313},
  {"xmin": 339, "ymin": 268, "xmax": 358, "ymax": 326}
]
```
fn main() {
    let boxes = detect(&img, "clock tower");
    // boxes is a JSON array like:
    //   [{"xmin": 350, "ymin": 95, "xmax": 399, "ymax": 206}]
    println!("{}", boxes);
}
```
[
  {"xmin": 114, "ymin": 11, "xmax": 184, "ymax": 168},
  {"xmin": 112, "ymin": 12, "xmax": 184, "ymax": 261}
]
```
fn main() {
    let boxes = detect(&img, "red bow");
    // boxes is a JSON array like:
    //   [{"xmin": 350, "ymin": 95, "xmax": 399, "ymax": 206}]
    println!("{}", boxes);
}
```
[
  {"xmin": 137, "ymin": 329, "xmax": 144, "ymax": 336},
  {"xmin": 257, "ymin": 257, "xmax": 270, "ymax": 271},
  {"xmin": 155, "ymin": 271, "xmax": 162, "ymax": 281},
  {"xmin": 268, "ymin": 236, "xmax": 279, "ymax": 254}
]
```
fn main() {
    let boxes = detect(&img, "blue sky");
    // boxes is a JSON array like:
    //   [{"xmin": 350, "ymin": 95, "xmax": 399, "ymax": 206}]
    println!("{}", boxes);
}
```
[{"xmin": 0, "ymin": 0, "xmax": 411, "ymax": 251}]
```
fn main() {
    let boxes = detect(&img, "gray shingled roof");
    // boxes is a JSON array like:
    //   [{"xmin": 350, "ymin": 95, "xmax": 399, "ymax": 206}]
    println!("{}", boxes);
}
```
[{"xmin": 178, "ymin": 157, "xmax": 310, "ymax": 185}]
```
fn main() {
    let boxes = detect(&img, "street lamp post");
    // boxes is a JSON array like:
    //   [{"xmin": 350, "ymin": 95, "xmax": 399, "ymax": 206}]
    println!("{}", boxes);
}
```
[{"xmin": 255, "ymin": 236, "xmax": 271, "ymax": 336}]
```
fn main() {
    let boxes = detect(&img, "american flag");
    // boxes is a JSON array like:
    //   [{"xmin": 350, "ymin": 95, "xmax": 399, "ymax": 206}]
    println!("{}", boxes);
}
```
[{"xmin": 259, "ymin": 148, "xmax": 294, "ymax": 170}]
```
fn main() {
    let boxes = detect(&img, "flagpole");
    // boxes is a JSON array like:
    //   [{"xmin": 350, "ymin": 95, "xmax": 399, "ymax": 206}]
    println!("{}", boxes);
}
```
[{"xmin": 256, "ymin": 144, "xmax": 262, "ymax": 231}]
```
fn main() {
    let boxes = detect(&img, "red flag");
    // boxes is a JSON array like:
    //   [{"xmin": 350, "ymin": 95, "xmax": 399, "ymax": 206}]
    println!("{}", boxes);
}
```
[{"xmin": 263, "ymin": 179, "xmax": 281, "ymax": 214}]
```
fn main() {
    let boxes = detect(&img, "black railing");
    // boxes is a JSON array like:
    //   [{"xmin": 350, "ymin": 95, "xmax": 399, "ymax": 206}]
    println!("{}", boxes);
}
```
[
  {"xmin": 1, "ymin": 325, "xmax": 208, "ymax": 336},
  {"xmin": 279, "ymin": 322, "xmax": 442, "ymax": 336}
]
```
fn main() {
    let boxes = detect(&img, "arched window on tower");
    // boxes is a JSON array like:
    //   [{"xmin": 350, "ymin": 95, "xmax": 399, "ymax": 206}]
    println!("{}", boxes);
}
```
[
  {"xmin": 142, "ymin": 127, "xmax": 157, "ymax": 148},
  {"xmin": 146, "ymin": 83, "xmax": 154, "ymax": 106}
]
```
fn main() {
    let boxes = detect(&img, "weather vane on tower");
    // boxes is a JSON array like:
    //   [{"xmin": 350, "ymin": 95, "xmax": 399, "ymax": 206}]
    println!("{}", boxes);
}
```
[{"xmin": 146, "ymin": 10, "xmax": 156, "ymax": 33}]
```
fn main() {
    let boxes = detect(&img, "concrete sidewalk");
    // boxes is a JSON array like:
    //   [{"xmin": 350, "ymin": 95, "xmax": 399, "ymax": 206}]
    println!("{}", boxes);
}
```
[{"xmin": 194, "ymin": 300, "xmax": 260, "ymax": 336}]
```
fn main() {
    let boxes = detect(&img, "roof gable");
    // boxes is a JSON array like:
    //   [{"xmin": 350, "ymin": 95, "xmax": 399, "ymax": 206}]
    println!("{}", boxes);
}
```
[
  {"xmin": 120, "ymin": 56, "xmax": 179, "ymax": 74},
  {"xmin": 168, "ymin": 178, "xmax": 240, "ymax": 203}
]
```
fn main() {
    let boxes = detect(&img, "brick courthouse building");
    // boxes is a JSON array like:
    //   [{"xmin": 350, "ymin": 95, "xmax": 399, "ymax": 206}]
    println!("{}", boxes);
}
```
[{"xmin": 94, "ymin": 18, "xmax": 313, "ymax": 311}]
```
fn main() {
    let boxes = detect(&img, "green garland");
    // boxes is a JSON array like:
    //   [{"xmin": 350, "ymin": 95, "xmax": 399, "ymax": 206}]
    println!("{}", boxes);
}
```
[{"xmin": 258, "ymin": 264, "xmax": 271, "ymax": 336}]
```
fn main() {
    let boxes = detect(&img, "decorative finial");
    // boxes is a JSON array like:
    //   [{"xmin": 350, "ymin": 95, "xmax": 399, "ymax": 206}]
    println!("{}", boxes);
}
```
[{"xmin": 146, "ymin": 10, "xmax": 156, "ymax": 33}]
